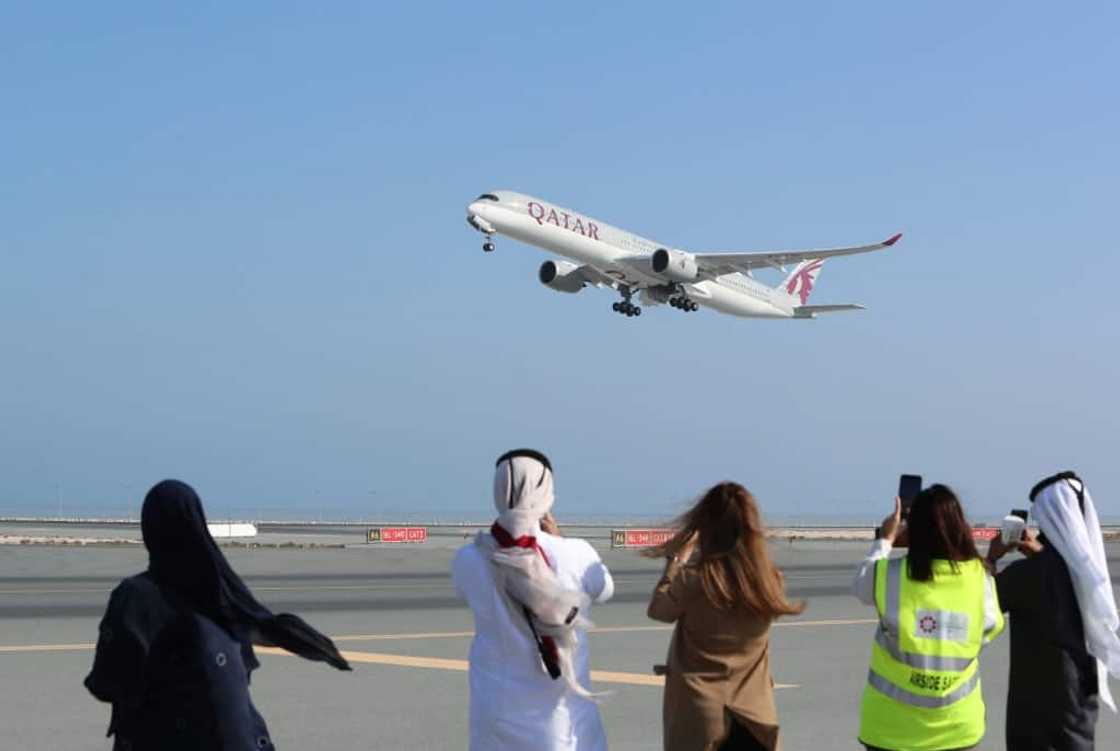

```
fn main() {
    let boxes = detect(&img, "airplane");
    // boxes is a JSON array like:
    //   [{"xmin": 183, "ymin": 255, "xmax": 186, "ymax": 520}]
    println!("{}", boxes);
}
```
[{"xmin": 465, "ymin": 191, "xmax": 901, "ymax": 320}]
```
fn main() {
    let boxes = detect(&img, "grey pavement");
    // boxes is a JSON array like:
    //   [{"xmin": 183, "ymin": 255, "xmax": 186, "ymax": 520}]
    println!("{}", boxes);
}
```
[{"xmin": 1, "ymin": 540, "xmax": 1118, "ymax": 750}]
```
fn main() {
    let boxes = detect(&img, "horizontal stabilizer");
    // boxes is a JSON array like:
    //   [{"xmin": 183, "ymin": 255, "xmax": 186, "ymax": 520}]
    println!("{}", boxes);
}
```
[{"xmin": 793, "ymin": 304, "xmax": 866, "ymax": 319}]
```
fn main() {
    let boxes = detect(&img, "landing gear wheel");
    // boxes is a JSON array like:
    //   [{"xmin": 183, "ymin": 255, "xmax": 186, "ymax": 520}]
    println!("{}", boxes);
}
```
[
  {"xmin": 613, "ymin": 286, "xmax": 641, "ymax": 318},
  {"xmin": 689, "ymin": 301, "xmax": 698, "ymax": 312},
  {"xmin": 482, "ymin": 241, "xmax": 495, "ymax": 253}
]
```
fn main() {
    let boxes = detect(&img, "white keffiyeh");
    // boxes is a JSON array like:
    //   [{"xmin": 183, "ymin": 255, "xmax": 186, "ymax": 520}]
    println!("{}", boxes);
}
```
[
  {"xmin": 1033, "ymin": 477, "xmax": 1120, "ymax": 711},
  {"xmin": 478, "ymin": 453, "xmax": 597, "ymax": 699}
]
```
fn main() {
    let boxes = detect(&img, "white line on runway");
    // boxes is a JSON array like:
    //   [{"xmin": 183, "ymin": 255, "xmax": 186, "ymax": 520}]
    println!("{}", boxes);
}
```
[
  {"xmin": 254, "ymin": 647, "xmax": 798, "ymax": 689},
  {"xmin": 0, "ymin": 583, "xmax": 456, "ymax": 595},
  {"xmin": 315, "ymin": 617, "xmax": 879, "ymax": 642},
  {"xmin": 0, "ymin": 617, "xmax": 878, "ymax": 655}
]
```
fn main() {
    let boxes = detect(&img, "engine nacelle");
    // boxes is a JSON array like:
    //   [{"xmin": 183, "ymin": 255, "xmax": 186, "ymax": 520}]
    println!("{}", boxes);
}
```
[
  {"xmin": 651, "ymin": 248, "xmax": 698, "ymax": 283},
  {"xmin": 538, "ymin": 260, "xmax": 586, "ymax": 294}
]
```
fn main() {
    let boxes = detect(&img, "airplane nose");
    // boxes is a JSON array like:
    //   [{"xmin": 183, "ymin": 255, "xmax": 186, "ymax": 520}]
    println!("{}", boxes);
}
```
[{"xmin": 466, "ymin": 202, "xmax": 496, "ymax": 234}]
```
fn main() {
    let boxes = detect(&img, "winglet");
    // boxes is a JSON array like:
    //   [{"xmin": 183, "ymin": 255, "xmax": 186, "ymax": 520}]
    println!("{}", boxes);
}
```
[{"xmin": 883, "ymin": 232, "xmax": 903, "ymax": 247}]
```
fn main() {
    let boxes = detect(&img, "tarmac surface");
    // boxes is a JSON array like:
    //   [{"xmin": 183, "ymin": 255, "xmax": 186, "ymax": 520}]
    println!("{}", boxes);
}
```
[{"xmin": 2, "ymin": 532, "xmax": 1118, "ymax": 750}]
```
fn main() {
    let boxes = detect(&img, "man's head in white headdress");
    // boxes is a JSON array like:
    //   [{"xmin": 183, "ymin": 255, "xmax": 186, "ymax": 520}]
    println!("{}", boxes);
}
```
[
  {"xmin": 1030, "ymin": 470, "xmax": 1120, "ymax": 712},
  {"xmin": 482, "ymin": 448, "xmax": 599, "ymax": 699},
  {"xmin": 493, "ymin": 449, "xmax": 555, "ymax": 538}
]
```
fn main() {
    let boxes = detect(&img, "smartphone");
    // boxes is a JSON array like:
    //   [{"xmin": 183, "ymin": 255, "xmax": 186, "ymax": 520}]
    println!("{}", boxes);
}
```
[
  {"xmin": 898, "ymin": 474, "xmax": 923, "ymax": 520},
  {"xmin": 1011, "ymin": 508, "xmax": 1029, "ymax": 522}
]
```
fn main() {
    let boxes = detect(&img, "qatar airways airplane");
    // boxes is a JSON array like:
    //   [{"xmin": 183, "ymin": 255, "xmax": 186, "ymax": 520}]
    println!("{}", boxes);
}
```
[{"xmin": 466, "ymin": 191, "xmax": 901, "ymax": 319}]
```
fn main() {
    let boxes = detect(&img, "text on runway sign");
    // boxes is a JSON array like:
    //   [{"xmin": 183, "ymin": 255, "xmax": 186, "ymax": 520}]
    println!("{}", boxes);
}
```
[
  {"xmin": 611, "ymin": 529, "xmax": 673, "ymax": 548},
  {"xmin": 367, "ymin": 527, "xmax": 429, "ymax": 544}
]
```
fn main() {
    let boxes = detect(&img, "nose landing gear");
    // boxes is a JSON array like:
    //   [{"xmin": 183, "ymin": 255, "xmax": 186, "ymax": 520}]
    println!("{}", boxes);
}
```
[{"xmin": 482, "ymin": 239, "xmax": 495, "ymax": 253}]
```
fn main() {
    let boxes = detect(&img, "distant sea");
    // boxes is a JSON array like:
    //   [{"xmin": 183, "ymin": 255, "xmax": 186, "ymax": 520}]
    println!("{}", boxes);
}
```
[{"xmin": 2, "ymin": 500, "xmax": 1116, "ymax": 527}]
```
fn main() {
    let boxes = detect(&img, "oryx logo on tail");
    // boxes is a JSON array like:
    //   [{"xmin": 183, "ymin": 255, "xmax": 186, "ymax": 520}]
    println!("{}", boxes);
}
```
[{"xmin": 784, "ymin": 259, "xmax": 825, "ymax": 305}]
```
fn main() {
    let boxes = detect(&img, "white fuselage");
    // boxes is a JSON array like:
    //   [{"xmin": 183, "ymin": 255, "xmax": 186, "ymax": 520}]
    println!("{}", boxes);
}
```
[{"xmin": 466, "ymin": 191, "xmax": 793, "ymax": 318}]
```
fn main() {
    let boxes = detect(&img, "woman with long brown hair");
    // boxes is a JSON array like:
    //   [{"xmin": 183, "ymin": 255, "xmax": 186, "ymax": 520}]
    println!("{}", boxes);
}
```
[{"xmin": 645, "ymin": 481, "xmax": 804, "ymax": 751}]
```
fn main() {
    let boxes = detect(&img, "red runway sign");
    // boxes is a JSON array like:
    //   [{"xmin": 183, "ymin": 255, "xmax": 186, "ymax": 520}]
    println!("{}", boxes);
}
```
[
  {"xmin": 367, "ymin": 526, "xmax": 428, "ymax": 544},
  {"xmin": 971, "ymin": 527, "xmax": 999, "ymax": 541},
  {"xmin": 611, "ymin": 528, "xmax": 673, "ymax": 548}
]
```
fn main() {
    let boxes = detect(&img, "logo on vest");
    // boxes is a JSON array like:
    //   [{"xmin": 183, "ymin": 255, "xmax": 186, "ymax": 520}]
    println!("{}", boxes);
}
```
[{"xmin": 913, "ymin": 609, "xmax": 970, "ymax": 642}]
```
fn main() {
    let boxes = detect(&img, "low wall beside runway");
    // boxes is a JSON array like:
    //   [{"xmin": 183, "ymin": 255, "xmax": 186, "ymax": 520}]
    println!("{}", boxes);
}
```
[
  {"xmin": 207, "ymin": 523, "xmax": 258, "ymax": 539},
  {"xmin": 3, "ymin": 518, "xmax": 1118, "ymax": 547}
]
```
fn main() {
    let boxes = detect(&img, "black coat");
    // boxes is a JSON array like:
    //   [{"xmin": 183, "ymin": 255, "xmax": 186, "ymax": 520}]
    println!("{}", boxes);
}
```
[
  {"xmin": 996, "ymin": 548, "xmax": 1099, "ymax": 751},
  {"xmin": 85, "ymin": 574, "xmax": 274, "ymax": 751}
]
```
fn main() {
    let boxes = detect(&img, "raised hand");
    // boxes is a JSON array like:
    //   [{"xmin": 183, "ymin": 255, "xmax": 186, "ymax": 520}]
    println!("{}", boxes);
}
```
[{"xmin": 879, "ymin": 497, "xmax": 905, "ymax": 545}]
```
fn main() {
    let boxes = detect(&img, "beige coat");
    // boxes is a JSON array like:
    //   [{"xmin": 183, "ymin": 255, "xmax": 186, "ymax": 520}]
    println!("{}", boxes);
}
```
[{"xmin": 647, "ymin": 559, "xmax": 781, "ymax": 751}]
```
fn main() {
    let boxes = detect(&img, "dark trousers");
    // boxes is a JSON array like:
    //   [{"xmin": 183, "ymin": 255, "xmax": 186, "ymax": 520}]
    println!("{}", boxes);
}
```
[{"xmin": 718, "ymin": 720, "xmax": 767, "ymax": 751}]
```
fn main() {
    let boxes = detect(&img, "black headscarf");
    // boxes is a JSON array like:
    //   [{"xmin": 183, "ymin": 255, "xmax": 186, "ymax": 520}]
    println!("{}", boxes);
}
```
[{"xmin": 141, "ymin": 479, "xmax": 350, "ymax": 671}]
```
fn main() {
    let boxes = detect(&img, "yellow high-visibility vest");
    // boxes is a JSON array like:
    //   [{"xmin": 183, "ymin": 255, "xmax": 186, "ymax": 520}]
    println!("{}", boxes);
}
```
[{"xmin": 859, "ymin": 556, "xmax": 1004, "ymax": 751}]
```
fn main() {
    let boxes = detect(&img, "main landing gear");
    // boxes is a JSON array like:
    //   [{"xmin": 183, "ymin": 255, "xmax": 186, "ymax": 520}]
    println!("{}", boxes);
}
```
[
  {"xmin": 670, "ymin": 296, "xmax": 698, "ymax": 313},
  {"xmin": 612, "ymin": 287, "xmax": 641, "ymax": 317},
  {"xmin": 482, "ymin": 238, "xmax": 495, "ymax": 253}
]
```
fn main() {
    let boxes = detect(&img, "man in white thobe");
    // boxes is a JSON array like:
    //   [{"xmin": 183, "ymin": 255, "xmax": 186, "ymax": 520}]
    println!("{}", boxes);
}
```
[{"xmin": 451, "ymin": 449, "xmax": 613, "ymax": 751}]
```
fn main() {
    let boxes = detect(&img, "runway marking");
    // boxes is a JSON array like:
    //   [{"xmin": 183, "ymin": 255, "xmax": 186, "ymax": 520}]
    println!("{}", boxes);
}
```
[
  {"xmin": 0, "ymin": 588, "xmax": 110, "ymax": 595},
  {"xmin": 776, "ymin": 618, "xmax": 877, "ymax": 627},
  {"xmin": 0, "ymin": 642, "xmax": 793, "ymax": 688},
  {"xmin": 328, "ymin": 618, "xmax": 878, "ymax": 642},
  {"xmin": 255, "ymin": 647, "xmax": 798, "ymax": 689},
  {"xmin": 0, "ymin": 617, "xmax": 878, "ymax": 653},
  {"xmin": 0, "ymin": 641, "xmax": 802, "ymax": 690},
  {"xmin": 0, "ymin": 643, "xmax": 95, "ymax": 653},
  {"xmin": 0, "ymin": 583, "xmax": 459, "ymax": 595},
  {"xmin": 0, "ymin": 573, "xmax": 853, "ymax": 596},
  {"xmin": 0, "ymin": 578, "xmax": 674, "ymax": 596},
  {"xmin": 332, "ymin": 631, "xmax": 477, "ymax": 641}
]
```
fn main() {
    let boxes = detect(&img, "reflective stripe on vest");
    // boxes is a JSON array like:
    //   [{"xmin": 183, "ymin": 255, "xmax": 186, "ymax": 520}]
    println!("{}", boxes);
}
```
[
  {"xmin": 873, "ymin": 629, "xmax": 974, "ymax": 671},
  {"xmin": 875, "ymin": 558, "xmax": 979, "ymax": 672},
  {"xmin": 869, "ymin": 557, "xmax": 993, "ymax": 708},
  {"xmin": 867, "ymin": 668, "xmax": 981, "ymax": 709}
]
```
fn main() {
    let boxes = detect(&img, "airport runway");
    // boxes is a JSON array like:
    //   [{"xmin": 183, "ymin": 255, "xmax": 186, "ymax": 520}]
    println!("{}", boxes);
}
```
[{"xmin": 2, "ymin": 540, "xmax": 1118, "ymax": 750}]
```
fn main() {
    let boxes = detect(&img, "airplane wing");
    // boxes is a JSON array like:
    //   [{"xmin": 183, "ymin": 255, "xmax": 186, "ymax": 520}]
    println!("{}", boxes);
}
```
[
  {"xmin": 575, "ymin": 265, "xmax": 620, "ymax": 288},
  {"xmin": 692, "ymin": 233, "xmax": 901, "ymax": 277},
  {"xmin": 793, "ymin": 304, "xmax": 866, "ymax": 318}
]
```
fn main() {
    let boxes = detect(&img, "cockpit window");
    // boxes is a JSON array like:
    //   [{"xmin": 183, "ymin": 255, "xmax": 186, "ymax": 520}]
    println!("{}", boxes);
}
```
[{"xmin": 476, "ymin": 193, "xmax": 500, "ymax": 202}]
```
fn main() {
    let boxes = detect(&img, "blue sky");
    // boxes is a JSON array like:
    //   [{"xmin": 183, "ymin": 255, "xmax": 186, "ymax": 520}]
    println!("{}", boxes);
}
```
[{"xmin": 2, "ymin": 3, "xmax": 1117, "ymax": 522}]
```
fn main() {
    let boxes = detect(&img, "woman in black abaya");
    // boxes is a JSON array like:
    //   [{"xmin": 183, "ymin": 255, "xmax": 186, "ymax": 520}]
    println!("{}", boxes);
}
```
[{"xmin": 85, "ymin": 479, "xmax": 351, "ymax": 750}]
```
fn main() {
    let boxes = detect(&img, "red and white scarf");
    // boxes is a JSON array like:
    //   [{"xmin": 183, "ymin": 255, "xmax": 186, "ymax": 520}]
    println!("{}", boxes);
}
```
[{"xmin": 478, "ymin": 454, "xmax": 598, "ymax": 699}]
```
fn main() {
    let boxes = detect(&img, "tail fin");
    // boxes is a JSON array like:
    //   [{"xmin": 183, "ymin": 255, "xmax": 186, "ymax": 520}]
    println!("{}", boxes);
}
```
[{"xmin": 780, "ymin": 259, "xmax": 826, "ymax": 305}]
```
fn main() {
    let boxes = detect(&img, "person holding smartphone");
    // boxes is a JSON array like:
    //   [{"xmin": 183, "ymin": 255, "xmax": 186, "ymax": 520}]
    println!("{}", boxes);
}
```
[
  {"xmin": 451, "ymin": 449, "xmax": 613, "ymax": 751},
  {"xmin": 984, "ymin": 471, "xmax": 1120, "ymax": 750},
  {"xmin": 853, "ymin": 482, "xmax": 1004, "ymax": 751}
]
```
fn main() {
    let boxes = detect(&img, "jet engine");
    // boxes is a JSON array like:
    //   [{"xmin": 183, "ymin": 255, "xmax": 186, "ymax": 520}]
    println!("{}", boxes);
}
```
[
  {"xmin": 538, "ymin": 260, "xmax": 586, "ymax": 294},
  {"xmin": 651, "ymin": 248, "xmax": 698, "ymax": 283}
]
